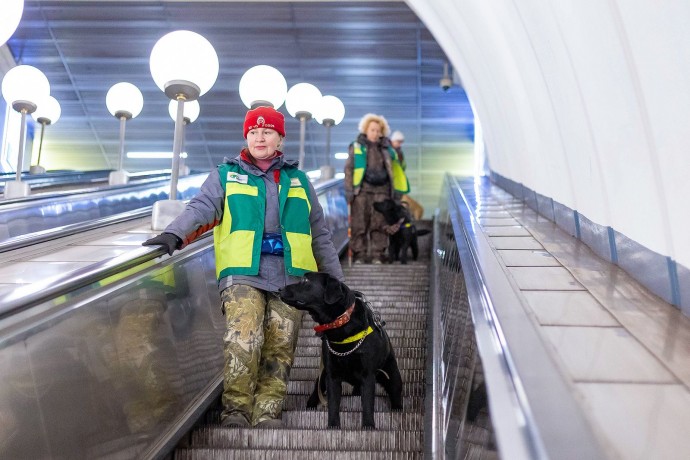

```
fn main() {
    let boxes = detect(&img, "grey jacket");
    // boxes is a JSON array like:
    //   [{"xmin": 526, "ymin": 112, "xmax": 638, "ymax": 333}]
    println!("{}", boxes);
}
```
[{"xmin": 165, "ymin": 151, "xmax": 344, "ymax": 293}]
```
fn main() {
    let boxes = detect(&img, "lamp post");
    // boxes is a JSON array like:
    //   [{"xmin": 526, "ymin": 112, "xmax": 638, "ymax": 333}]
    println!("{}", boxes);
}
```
[
  {"xmin": 285, "ymin": 83, "xmax": 321, "ymax": 170},
  {"xmin": 238, "ymin": 65, "xmax": 287, "ymax": 109},
  {"xmin": 168, "ymin": 99, "xmax": 199, "ymax": 176},
  {"xmin": 106, "ymin": 82, "xmax": 144, "ymax": 185},
  {"xmin": 149, "ymin": 30, "xmax": 218, "ymax": 230},
  {"xmin": 1, "ymin": 64, "xmax": 50, "ymax": 198},
  {"xmin": 315, "ymin": 95, "xmax": 345, "ymax": 179},
  {"xmin": 0, "ymin": 0, "xmax": 23, "ymax": 47},
  {"xmin": 29, "ymin": 95, "xmax": 61, "ymax": 174}
]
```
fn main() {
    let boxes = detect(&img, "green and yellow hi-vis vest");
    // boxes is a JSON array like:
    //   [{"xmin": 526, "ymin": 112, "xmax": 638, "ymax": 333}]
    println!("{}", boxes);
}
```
[
  {"xmin": 351, "ymin": 142, "xmax": 410, "ymax": 194},
  {"xmin": 213, "ymin": 163, "xmax": 318, "ymax": 280}
]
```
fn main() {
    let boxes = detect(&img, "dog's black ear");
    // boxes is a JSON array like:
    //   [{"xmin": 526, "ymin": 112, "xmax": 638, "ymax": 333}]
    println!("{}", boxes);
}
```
[{"xmin": 323, "ymin": 275, "xmax": 345, "ymax": 305}]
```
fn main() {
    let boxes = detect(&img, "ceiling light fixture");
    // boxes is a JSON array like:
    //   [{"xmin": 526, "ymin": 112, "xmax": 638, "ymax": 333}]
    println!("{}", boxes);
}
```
[
  {"xmin": 149, "ymin": 30, "xmax": 218, "ymax": 230},
  {"xmin": 106, "ymin": 82, "xmax": 144, "ymax": 185},
  {"xmin": 30, "ymin": 95, "xmax": 61, "ymax": 175},
  {"xmin": 285, "ymin": 82, "xmax": 322, "ymax": 171},
  {"xmin": 315, "ymin": 95, "xmax": 345, "ymax": 176},
  {"xmin": 238, "ymin": 65, "xmax": 287, "ymax": 109},
  {"xmin": 1, "ymin": 64, "xmax": 50, "ymax": 198},
  {"xmin": 0, "ymin": 0, "xmax": 24, "ymax": 47}
]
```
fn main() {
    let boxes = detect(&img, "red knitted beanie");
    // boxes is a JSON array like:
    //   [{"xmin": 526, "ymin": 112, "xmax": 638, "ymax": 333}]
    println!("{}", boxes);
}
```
[{"xmin": 243, "ymin": 106, "xmax": 286, "ymax": 138}]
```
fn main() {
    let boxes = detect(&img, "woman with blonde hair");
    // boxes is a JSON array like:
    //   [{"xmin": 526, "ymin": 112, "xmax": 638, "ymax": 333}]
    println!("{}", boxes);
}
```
[{"xmin": 344, "ymin": 113, "xmax": 409, "ymax": 263}]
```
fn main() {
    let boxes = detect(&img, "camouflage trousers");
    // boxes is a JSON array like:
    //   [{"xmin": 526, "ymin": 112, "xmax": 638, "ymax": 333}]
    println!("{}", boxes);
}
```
[
  {"xmin": 220, "ymin": 285, "xmax": 303, "ymax": 425},
  {"xmin": 350, "ymin": 190, "xmax": 390, "ymax": 262}
]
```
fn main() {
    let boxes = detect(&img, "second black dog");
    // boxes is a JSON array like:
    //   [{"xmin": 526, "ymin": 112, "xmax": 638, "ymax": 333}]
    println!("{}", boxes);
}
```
[
  {"xmin": 279, "ymin": 272, "xmax": 403, "ymax": 428},
  {"xmin": 373, "ymin": 199, "xmax": 430, "ymax": 264}
]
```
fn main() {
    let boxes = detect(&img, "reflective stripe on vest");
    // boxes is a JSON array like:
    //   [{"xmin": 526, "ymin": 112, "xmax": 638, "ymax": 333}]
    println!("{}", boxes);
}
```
[
  {"xmin": 389, "ymin": 146, "xmax": 410, "ymax": 194},
  {"xmin": 213, "ymin": 163, "xmax": 317, "ymax": 279},
  {"xmin": 351, "ymin": 142, "xmax": 409, "ymax": 194},
  {"xmin": 352, "ymin": 143, "xmax": 366, "ymax": 187}
]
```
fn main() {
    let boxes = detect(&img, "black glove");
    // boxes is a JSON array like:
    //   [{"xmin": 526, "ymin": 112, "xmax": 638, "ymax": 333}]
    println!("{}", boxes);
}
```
[
  {"xmin": 142, "ymin": 232, "xmax": 181, "ymax": 256},
  {"xmin": 345, "ymin": 191, "xmax": 354, "ymax": 204}
]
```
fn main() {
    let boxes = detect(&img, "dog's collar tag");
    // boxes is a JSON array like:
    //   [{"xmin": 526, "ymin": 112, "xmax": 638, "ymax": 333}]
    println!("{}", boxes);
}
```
[{"xmin": 313, "ymin": 302, "xmax": 355, "ymax": 334}]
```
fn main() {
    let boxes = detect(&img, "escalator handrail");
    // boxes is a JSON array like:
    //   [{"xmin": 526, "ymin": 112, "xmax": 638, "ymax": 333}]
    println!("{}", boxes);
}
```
[
  {"xmin": 0, "ymin": 173, "xmax": 182, "ymax": 207},
  {"xmin": 446, "ymin": 176, "xmax": 605, "ymax": 460},
  {"xmin": 0, "ymin": 240, "xmax": 204, "ymax": 320},
  {"xmin": 0, "ymin": 206, "xmax": 153, "ymax": 254}
]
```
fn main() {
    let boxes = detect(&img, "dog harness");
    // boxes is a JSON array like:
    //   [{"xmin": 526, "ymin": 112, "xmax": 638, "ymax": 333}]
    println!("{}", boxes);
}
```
[
  {"xmin": 330, "ymin": 326, "xmax": 374, "ymax": 345},
  {"xmin": 318, "ymin": 292, "xmax": 387, "ymax": 357}
]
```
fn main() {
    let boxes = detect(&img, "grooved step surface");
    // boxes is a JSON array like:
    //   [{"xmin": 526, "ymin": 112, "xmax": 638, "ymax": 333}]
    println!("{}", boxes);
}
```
[
  {"xmin": 175, "ymin": 449, "xmax": 424, "ymax": 460},
  {"xmin": 190, "ymin": 427, "xmax": 423, "ymax": 451}
]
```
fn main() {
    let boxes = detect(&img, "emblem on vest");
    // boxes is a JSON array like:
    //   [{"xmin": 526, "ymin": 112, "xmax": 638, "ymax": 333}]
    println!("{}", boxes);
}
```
[
  {"xmin": 290, "ymin": 177, "xmax": 301, "ymax": 186},
  {"xmin": 227, "ymin": 171, "xmax": 248, "ymax": 184}
]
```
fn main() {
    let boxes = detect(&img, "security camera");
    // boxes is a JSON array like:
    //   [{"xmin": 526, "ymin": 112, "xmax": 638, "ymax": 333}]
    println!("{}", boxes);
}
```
[
  {"xmin": 440, "ymin": 61, "xmax": 453, "ymax": 92},
  {"xmin": 439, "ymin": 77, "xmax": 453, "ymax": 92}
]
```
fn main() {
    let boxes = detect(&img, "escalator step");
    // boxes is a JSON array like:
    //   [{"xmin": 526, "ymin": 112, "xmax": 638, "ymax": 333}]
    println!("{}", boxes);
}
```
[
  {"xmin": 189, "ymin": 427, "xmax": 423, "ymax": 451},
  {"xmin": 286, "ymin": 379, "xmax": 425, "ymax": 397},
  {"xmin": 295, "ymin": 346, "xmax": 426, "ymax": 359},
  {"xmin": 279, "ymin": 411, "xmax": 423, "ymax": 430},
  {"xmin": 289, "ymin": 368, "xmax": 425, "ymax": 384},
  {"xmin": 175, "ymin": 448, "xmax": 423, "ymax": 459},
  {"xmin": 282, "ymin": 395, "xmax": 424, "ymax": 412}
]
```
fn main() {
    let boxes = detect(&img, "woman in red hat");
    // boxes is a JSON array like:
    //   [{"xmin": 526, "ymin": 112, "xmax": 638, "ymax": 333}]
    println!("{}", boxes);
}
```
[{"xmin": 144, "ymin": 106, "xmax": 344, "ymax": 428}]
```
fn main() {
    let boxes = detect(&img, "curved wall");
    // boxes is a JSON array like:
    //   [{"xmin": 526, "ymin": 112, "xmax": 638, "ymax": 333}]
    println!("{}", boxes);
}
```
[{"xmin": 406, "ymin": 0, "xmax": 690, "ymax": 269}]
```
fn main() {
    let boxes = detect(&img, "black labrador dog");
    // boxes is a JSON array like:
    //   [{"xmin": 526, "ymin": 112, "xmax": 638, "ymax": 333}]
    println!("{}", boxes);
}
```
[
  {"xmin": 373, "ymin": 199, "xmax": 430, "ymax": 264},
  {"xmin": 279, "ymin": 272, "xmax": 403, "ymax": 429}
]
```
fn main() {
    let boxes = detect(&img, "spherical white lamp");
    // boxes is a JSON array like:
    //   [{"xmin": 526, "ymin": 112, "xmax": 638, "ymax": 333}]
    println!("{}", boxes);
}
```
[
  {"xmin": 32, "ymin": 95, "xmax": 61, "ymax": 125},
  {"xmin": 315, "ymin": 95, "xmax": 345, "ymax": 126},
  {"xmin": 106, "ymin": 82, "xmax": 144, "ymax": 119},
  {"xmin": 1, "ymin": 64, "xmax": 50, "ymax": 197},
  {"xmin": 1, "ymin": 65, "xmax": 50, "ymax": 113},
  {"xmin": 314, "ymin": 95, "xmax": 345, "ymax": 169},
  {"xmin": 285, "ymin": 83, "xmax": 322, "ymax": 120},
  {"xmin": 0, "ymin": 0, "xmax": 24, "ymax": 47},
  {"xmin": 149, "ymin": 30, "xmax": 219, "ymax": 101},
  {"xmin": 106, "ymin": 82, "xmax": 144, "ymax": 185},
  {"xmin": 168, "ymin": 99, "xmax": 199, "ymax": 124},
  {"xmin": 149, "ymin": 30, "xmax": 219, "ymax": 230},
  {"xmin": 29, "ymin": 95, "xmax": 60, "ymax": 174},
  {"xmin": 239, "ymin": 65, "xmax": 287, "ymax": 109},
  {"xmin": 285, "ymin": 83, "xmax": 322, "ymax": 170}
]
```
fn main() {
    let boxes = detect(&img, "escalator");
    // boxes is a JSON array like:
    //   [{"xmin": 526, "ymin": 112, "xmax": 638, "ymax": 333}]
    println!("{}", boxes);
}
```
[{"xmin": 0, "ymin": 176, "xmax": 505, "ymax": 459}]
